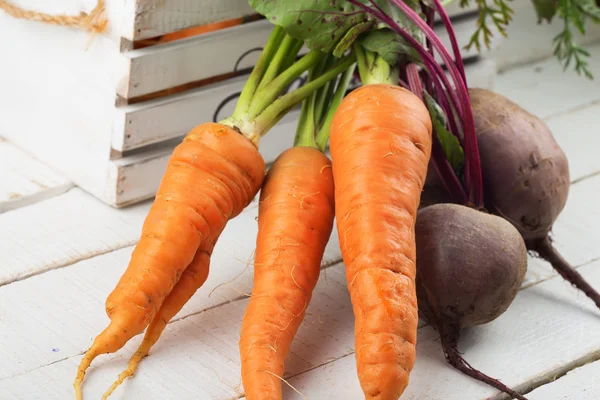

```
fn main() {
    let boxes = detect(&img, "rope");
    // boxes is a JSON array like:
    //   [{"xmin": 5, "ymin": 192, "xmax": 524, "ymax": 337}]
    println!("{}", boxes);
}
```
[{"xmin": 0, "ymin": 0, "xmax": 107, "ymax": 34}]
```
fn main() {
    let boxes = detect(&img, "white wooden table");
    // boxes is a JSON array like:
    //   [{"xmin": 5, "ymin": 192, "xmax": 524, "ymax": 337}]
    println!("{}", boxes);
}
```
[{"xmin": 1, "ymin": 45, "xmax": 600, "ymax": 400}]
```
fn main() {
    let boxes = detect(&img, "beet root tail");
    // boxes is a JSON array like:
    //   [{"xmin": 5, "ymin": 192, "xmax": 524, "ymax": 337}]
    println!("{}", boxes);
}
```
[
  {"xmin": 440, "ymin": 330, "xmax": 528, "ymax": 400},
  {"xmin": 529, "ymin": 236, "xmax": 600, "ymax": 310}
]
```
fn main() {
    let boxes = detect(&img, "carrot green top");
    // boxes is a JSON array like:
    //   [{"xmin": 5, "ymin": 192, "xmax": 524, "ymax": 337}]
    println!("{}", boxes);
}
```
[{"xmin": 219, "ymin": 26, "xmax": 356, "ymax": 147}]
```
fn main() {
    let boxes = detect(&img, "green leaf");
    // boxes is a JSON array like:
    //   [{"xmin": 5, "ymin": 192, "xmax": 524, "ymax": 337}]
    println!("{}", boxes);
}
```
[
  {"xmin": 333, "ymin": 21, "xmax": 375, "ymax": 57},
  {"xmin": 360, "ymin": 28, "xmax": 421, "ymax": 66},
  {"xmin": 249, "ymin": 0, "xmax": 425, "ymax": 59},
  {"xmin": 423, "ymin": 92, "xmax": 465, "ymax": 171},
  {"xmin": 249, "ymin": 0, "xmax": 370, "ymax": 53}
]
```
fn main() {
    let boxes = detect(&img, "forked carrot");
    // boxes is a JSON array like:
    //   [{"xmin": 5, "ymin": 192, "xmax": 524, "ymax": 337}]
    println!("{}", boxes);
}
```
[
  {"xmin": 77, "ymin": 27, "xmax": 356, "ymax": 400},
  {"xmin": 329, "ymin": 46, "xmax": 432, "ymax": 399},
  {"xmin": 239, "ymin": 57, "xmax": 355, "ymax": 400}
]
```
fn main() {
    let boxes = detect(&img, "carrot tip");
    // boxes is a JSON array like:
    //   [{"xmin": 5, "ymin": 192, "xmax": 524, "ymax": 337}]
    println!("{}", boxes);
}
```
[
  {"xmin": 74, "ymin": 346, "xmax": 99, "ymax": 400},
  {"xmin": 102, "ymin": 336, "xmax": 154, "ymax": 399}
]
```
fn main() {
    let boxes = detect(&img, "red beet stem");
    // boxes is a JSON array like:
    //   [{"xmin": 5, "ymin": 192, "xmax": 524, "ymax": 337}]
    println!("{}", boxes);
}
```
[
  {"xmin": 528, "ymin": 236, "xmax": 600, "ymax": 310},
  {"xmin": 440, "ymin": 324, "xmax": 529, "ymax": 400}
]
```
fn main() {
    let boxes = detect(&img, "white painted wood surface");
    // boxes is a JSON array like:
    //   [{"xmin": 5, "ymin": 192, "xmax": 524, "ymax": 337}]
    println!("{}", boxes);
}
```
[
  {"xmin": 495, "ymin": 0, "xmax": 600, "ymax": 70},
  {"xmin": 527, "ymin": 360, "xmax": 600, "ymax": 400},
  {"xmin": 0, "ymin": 139, "xmax": 72, "ymax": 213},
  {"xmin": 494, "ymin": 44, "xmax": 600, "ymax": 120},
  {"xmin": 0, "ymin": 189, "xmax": 149, "ymax": 286}
]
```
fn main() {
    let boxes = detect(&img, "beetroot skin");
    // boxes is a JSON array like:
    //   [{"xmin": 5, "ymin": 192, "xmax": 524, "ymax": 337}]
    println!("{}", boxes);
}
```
[
  {"xmin": 415, "ymin": 203, "xmax": 529, "ymax": 399},
  {"xmin": 469, "ymin": 88, "xmax": 570, "ymax": 241}
]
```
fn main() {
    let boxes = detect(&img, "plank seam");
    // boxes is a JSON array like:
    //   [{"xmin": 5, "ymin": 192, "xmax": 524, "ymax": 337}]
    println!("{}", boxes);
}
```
[{"xmin": 489, "ymin": 349, "xmax": 600, "ymax": 400}]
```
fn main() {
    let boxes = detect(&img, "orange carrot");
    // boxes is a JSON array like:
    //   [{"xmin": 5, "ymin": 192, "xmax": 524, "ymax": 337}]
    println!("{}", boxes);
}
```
[
  {"xmin": 101, "ymin": 243, "xmax": 215, "ymax": 399},
  {"xmin": 329, "ymin": 82, "xmax": 432, "ymax": 399},
  {"xmin": 75, "ymin": 123, "xmax": 265, "ymax": 399},
  {"xmin": 239, "ymin": 146, "xmax": 335, "ymax": 399},
  {"xmin": 238, "ymin": 56, "xmax": 355, "ymax": 400},
  {"xmin": 74, "ymin": 26, "xmax": 356, "ymax": 399},
  {"xmin": 158, "ymin": 17, "xmax": 245, "ymax": 43}
]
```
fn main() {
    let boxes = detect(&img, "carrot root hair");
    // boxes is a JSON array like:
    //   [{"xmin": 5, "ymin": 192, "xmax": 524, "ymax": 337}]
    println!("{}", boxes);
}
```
[
  {"xmin": 74, "ymin": 347, "xmax": 98, "ymax": 400},
  {"xmin": 440, "ymin": 325, "xmax": 528, "ymax": 400},
  {"xmin": 528, "ymin": 236, "xmax": 600, "ymax": 310}
]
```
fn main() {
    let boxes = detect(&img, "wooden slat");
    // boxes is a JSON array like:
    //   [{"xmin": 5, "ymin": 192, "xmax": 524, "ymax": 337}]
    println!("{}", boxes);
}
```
[
  {"xmin": 284, "ymin": 259, "xmax": 600, "ymax": 400},
  {"xmin": 129, "ymin": 0, "xmax": 254, "ymax": 40},
  {"xmin": 527, "ymin": 360, "xmax": 600, "ymax": 400},
  {"xmin": 120, "ymin": 20, "xmax": 273, "ymax": 98},
  {"xmin": 0, "ymin": 189, "xmax": 150, "ymax": 286},
  {"xmin": 0, "ymin": 139, "xmax": 72, "ymax": 213},
  {"xmin": 494, "ymin": 43, "xmax": 600, "ymax": 120}
]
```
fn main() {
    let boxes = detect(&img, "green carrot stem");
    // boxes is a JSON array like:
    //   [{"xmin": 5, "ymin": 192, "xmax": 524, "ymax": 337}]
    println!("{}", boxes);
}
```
[
  {"xmin": 232, "ymin": 26, "xmax": 283, "ymax": 120},
  {"xmin": 248, "ymin": 51, "xmax": 323, "ymax": 120},
  {"xmin": 282, "ymin": 40, "xmax": 305, "ymax": 72},
  {"xmin": 254, "ymin": 53, "xmax": 357, "ymax": 138},
  {"xmin": 294, "ymin": 55, "xmax": 328, "ymax": 149},
  {"xmin": 316, "ymin": 62, "xmax": 356, "ymax": 152},
  {"xmin": 313, "ymin": 54, "xmax": 337, "ymax": 125},
  {"xmin": 354, "ymin": 43, "xmax": 398, "ymax": 85},
  {"xmin": 256, "ymin": 35, "xmax": 301, "ymax": 94}
]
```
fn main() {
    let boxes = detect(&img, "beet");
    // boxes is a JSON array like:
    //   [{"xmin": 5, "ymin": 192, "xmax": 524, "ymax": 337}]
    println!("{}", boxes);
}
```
[
  {"xmin": 421, "ymin": 89, "xmax": 600, "ymax": 309},
  {"xmin": 416, "ymin": 203, "xmax": 528, "ymax": 400},
  {"xmin": 469, "ymin": 88, "xmax": 600, "ymax": 309}
]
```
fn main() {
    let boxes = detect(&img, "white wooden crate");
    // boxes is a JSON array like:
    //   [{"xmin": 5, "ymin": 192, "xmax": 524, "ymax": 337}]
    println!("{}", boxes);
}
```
[{"xmin": 0, "ymin": 0, "xmax": 499, "ymax": 207}]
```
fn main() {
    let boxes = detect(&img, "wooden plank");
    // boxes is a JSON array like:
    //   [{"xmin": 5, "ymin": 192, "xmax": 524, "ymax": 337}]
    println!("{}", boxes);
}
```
[
  {"xmin": 495, "ymin": 0, "xmax": 600, "ymax": 71},
  {"xmin": 284, "ymin": 259, "xmax": 600, "ymax": 400},
  {"xmin": 0, "ymin": 205, "xmax": 342, "ymax": 384},
  {"xmin": 120, "ymin": 19, "xmax": 273, "ymax": 98},
  {"xmin": 0, "ymin": 6, "xmax": 130, "ymax": 206},
  {"xmin": 527, "ymin": 360, "xmax": 600, "ymax": 400},
  {"xmin": 0, "ymin": 139, "xmax": 72, "ymax": 213},
  {"xmin": 130, "ymin": 0, "xmax": 255, "ymax": 40},
  {"xmin": 0, "ymin": 189, "xmax": 151, "ymax": 286},
  {"xmin": 121, "ymin": 14, "xmax": 497, "ymax": 99},
  {"xmin": 494, "ymin": 43, "xmax": 600, "ymax": 120}
]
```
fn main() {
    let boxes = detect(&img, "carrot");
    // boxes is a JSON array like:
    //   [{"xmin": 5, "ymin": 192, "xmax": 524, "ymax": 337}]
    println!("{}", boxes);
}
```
[
  {"xmin": 329, "ymin": 45, "xmax": 432, "ymax": 399},
  {"xmin": 239, "ymin": 57, "xmax": 355, "ymax": 400},
  {"xmin": 76, "ymin": 26, "xmax": 356, "ymax": 400}
]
